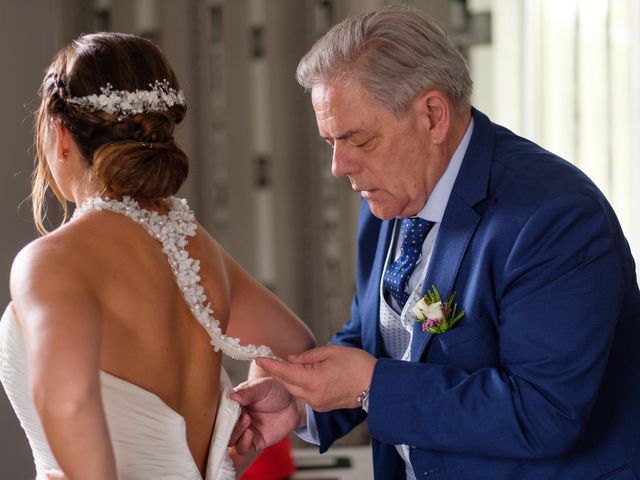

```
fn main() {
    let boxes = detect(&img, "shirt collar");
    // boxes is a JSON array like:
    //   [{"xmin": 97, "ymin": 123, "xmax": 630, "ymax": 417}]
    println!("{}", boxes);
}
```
[{"xmin": 412, "ymin": 117, "xmax": 474, "ymax": 223}]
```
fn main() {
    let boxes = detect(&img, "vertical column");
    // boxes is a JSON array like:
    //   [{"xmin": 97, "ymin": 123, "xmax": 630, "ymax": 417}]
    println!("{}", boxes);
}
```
[
  {"xmin": 203, "ymin": 0, "xmax": 232, "ymax": 248},
  {"xmin": 609, "ymin": 0, "xmax": 640, "ymax": 275},
  {"xmin": 521, "ymin": 0, "xmax": 543, "ymax": 141},
  {"xmin": 133, "ymin": 0, "xmax": 160, "ymax": 42},
  {"xmin": 576, "ymin": 0, "xmax": 609, "ymax": 191},
  {"xmin": 541, "ymin": 0, "xmax": 578, "ymax": 162},
  {"xmin": 263, "ymin": 0, "xmax": 316, "ymax": 316},
  {"xmin": 108, "ymin": 0, "xmax": 135, "ymax": 33},
  {"xmin": 213, "ymin": 0, "xmax": 255, "ymax": 269},
  {"xmin": 305, "ymin": 0, "xmax": 367, "ymax": 341},
  {"xmin": 633, "ymin": 0, "xmax": 640, "ymax": 277},
  {"xmin": 309, "ymin": 0, "xmax": 346, "ymax": 341},
  {"xmin": 0, "ymin": 1, "xmax": 64, "ymax": 477},
  {"xmin": 248, "ymin": 0, "xmax": 277, "ymax": 290},
  {"xmin": 94, "ymin": 0, "xmax": 112, "ymax": 31},
  {"xmin": 486, "ymin": 0, "xmax": 521, "ymax": 129},
  {"xmin": 153, "ymin": 0, "xmax": 201, "ymax": 205}
]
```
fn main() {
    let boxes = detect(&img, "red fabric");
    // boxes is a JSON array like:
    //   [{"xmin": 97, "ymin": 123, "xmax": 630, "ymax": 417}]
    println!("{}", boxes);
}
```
[{"xmin": 240, "ymin": 438, "xmax": 296, "ymax": 480}]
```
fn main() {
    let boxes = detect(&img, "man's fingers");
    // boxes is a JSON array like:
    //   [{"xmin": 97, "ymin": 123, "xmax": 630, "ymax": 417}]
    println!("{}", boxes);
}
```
[
  {"xmin": 287, "ymin": 346, "xmax": 330, "ymax": 364},
  {"xmin": 274, "ymin": 379, "xmax": 315, "ymax": 406},
  {"xmin": 235, "ymin": 429, "xmax": 256, "ymax": 456},
  {"xmin": 255, "ymin": 357, "xmax": 310, "ymax": 386},
  {"xmin": 229, "ymin": 388, "xmax": 251, "ymax": 406},
  {"xmin": 230, "ymin": 380, "xmax": 269, "ymax": 406},
  {"xmin": 229, "ymin": 411, "xmax": 251, "ymax": 447},
  {"xmin": 234, "ymin": 380, "xmax": 250, "ymax": 391},
  {"xmin": 254, "ymin": 358, "xmax": 324, "ymax": 406}
]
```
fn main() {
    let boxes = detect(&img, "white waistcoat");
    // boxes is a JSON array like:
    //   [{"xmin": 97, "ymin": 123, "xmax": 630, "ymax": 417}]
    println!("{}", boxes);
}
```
[{"xmin": 378, "ymin": 227, "xmax": 424, "ymax": 480}]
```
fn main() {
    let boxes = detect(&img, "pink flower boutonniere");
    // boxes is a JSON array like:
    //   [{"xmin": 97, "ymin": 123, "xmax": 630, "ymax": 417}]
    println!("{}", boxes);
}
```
[{"xmin": 412, "ymin": 285, "xmax": 464, "ymax": 334}]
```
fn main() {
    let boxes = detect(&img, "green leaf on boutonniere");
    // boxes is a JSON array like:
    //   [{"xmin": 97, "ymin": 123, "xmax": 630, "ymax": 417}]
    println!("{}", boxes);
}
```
[{"xmin": 411, "ymin": 285, "xmax": 464, "ymax": 334}]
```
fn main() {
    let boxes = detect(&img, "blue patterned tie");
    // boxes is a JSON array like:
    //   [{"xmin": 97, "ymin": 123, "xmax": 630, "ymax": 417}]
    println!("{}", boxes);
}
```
[{"xmin": 383, "ymin": 217, "xmax": 434, "ymax": 308}]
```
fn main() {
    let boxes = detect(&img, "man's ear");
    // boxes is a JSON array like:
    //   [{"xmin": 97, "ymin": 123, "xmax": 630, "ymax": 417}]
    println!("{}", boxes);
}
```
[
  {"xmin": 52, "ymin": 120, "xmax": 73, "ymax": 161},
  {"xmin": 414, "ymin": 90, "xmax": 451, "ymax": 145}
]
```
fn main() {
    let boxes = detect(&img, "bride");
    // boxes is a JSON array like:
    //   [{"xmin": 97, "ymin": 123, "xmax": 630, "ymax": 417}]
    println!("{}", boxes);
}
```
[{"xmin": 0, "ymin": 32, "xmax": 314, "ymax": 479}]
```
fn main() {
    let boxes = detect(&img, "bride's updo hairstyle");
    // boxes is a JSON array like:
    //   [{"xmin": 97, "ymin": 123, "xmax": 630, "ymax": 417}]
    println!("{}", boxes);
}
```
[{"xmin": 33, "ymin": 32, "xmax": 188, "ymax": 234}]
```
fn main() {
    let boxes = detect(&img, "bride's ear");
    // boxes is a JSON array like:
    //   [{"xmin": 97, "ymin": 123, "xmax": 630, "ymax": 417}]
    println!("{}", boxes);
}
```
[{"xmin": 51, "ymin": 120, "xmax": 74, "ymax": 162}]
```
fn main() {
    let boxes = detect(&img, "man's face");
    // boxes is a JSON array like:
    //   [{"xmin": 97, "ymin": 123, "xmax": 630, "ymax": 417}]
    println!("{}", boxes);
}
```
[{"xmin": 312, "ymin": 81, "xmax": 432, "ymax": 220}]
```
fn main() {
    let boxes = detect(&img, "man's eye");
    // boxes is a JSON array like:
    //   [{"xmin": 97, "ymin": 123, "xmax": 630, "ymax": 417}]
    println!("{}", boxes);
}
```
[{"xmin": 356, "ymin": 139, "xmax": 372, "ymax": 148}]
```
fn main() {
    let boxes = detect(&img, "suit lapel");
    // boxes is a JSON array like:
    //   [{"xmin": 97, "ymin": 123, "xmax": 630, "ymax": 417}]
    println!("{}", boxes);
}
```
[
  {"xmin": 410, "ymin": 195, "xmax": 481, "ymax": 360},
  {"xmin": 410, "ymin": 109, "xmax": 494, "ymax": 361}
]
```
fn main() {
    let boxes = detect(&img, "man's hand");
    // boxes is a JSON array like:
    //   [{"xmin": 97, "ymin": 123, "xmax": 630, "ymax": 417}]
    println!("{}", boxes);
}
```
[
  {"xmin": 256, "ymin": 345, "xmax": 376, "ymax": 412},
  {"xmin": 229, "ymin": 377, "xmax": 307, "ymax": 455}
]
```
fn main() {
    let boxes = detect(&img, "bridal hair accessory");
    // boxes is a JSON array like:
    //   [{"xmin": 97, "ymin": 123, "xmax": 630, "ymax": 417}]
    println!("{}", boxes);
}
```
[
  {"xmin": 66, "ymin": 79, "xmax": 185, "ymax": 117},
  {"xmin": 412, "ymin": 285, "xmax": 464, "ymax": 334}
]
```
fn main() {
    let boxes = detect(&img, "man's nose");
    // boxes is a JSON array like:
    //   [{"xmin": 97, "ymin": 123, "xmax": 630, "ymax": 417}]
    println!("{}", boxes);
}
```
[{"xmin": 331, "ymin": 144, "xmax": 353, "ymax": 177}]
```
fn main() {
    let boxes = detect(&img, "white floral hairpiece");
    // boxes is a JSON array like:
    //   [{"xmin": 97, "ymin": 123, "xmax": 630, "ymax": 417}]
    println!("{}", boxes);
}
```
[{"xmin": 66, "ymin": 79, "xmax": 185, "ymax": 117}]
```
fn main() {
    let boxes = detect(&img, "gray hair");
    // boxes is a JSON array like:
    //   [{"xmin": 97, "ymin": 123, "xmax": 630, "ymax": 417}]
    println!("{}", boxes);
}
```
[{"xmin": 296, "ymin": 5, "xmax": 472, "ymax": 116}]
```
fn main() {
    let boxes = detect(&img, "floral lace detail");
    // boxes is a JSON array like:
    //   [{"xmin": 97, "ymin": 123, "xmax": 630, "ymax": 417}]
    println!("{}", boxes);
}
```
[{"xmin": 73, "ymin": 196, "xmax": 276, "ymax": 361}]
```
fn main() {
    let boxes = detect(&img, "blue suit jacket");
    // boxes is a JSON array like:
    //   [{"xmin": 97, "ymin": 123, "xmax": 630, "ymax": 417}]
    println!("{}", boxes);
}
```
[{"xmin": 313, "ymin": 109, "xmax": 640, "ymax": 479}]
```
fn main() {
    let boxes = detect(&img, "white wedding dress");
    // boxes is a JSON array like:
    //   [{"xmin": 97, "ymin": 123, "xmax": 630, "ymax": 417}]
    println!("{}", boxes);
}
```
[{"xmin": 0, "ymin": 197, "xmax": 276, "ymax": 480}]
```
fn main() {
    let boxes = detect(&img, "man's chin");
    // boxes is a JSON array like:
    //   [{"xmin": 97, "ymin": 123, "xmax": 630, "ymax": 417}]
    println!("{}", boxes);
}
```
[
  {"xmin": 367, "ymin": 200, "xmax": 424, "ymax": 221},
  {"xmin": 366, "ymin": 202, "xmax": 397, "ymax": 221}
]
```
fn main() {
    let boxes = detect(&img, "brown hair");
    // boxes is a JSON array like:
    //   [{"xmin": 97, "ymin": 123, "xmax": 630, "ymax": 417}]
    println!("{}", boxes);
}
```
[{"xmin": 34, "ymin": 32, "xmax": 188, "ymax": 234}]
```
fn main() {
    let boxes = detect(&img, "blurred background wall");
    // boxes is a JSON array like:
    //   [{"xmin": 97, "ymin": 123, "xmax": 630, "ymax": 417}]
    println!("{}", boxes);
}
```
[{"xmin": 0, "ymin": 0, "xmax": 638, "ymax": 477}]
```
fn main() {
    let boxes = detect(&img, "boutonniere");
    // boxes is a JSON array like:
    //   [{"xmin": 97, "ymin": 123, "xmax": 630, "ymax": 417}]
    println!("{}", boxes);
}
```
[{"xmin": 412, "ymin": 285, "xmax": 464, "ymax": 334}]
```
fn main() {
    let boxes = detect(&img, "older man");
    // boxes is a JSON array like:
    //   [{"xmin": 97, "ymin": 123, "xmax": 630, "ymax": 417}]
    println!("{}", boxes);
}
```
[{"xmin": 231, "ymin": 5, "xmax": 640, "ymax": 479}]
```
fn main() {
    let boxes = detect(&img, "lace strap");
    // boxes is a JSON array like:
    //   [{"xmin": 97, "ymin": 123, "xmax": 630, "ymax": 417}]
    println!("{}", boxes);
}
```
[{"xmin": 73, "ymin": 196, "xmax": 276, "ymax": 361}]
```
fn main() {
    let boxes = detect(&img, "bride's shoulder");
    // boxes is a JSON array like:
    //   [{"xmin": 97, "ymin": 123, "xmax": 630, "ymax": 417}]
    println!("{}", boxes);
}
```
[
  {"xmin": 10, "ymin": 225, "xmax": 94, "ymax": 297},
  {"xmin": 15, "ymin": 215, "xmax": 96, "ymax": 258}
]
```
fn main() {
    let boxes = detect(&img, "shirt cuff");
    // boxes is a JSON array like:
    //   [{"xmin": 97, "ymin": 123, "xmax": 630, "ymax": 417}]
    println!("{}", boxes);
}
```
[{"xmin": 293, "ymin": 403, "xmax": 320, "ymax": 445}]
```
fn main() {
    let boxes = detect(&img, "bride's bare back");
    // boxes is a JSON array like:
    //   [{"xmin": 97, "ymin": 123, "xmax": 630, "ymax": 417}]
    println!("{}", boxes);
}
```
[
  {"xmin": 10, "ymin": 197, "xmax": 313, "ymax": 478},
  {"xmin": 71, "ymin": 205, "xmax": 227, "ymax": 474}
]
